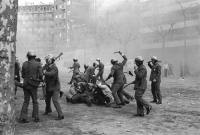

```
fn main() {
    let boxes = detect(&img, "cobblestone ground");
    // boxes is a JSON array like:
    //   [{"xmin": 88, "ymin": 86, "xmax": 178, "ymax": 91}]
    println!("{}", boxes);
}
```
[{"xmin": 15, "ymin": 69, "xmax": 200, "ymax": 135}]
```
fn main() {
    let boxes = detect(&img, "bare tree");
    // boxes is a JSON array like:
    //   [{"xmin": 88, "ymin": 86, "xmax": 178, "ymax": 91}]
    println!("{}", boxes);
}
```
[
  {"xmin": 0, "ymin": 0, "xmax": 18, "ymax": 134},
  {"xmin": 95, "ymin": 18, "xmax": 110, "ymax": 57},
  {"xmin": 104, "ymin": 1, "xmax": 140, "ymax": 56},
  {"xmin": 71, "ymin": 24, "xmax": 86, "ymax": 57},
  {"xmin": 175, "ymin": 0, "xmax": 200, "ymax": 64},
  {"xmin": 143, "ymin": 10, "xmax": 175, "ymax": 61}
]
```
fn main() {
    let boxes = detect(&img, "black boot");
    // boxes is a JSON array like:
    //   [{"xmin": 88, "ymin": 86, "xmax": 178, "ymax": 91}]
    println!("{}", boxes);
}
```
[{"xmin": 156, "ymin": 93, "xmax": 162, "ymax": 104}]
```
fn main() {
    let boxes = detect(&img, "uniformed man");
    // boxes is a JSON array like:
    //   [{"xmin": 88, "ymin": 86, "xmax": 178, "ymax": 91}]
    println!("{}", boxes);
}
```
[
  {"xmin": 81, "ymin": 62, "xmax": 98, "ymax": 83},
  {"xmin": 105, "ymin": 51, "xmax": 127, "ymax": 108},
  {"xmin": 43, "ymin": 54, "xmax": 64, "ymax": 120},
  {"xmin": 148, "ymin": 56, "xmax": 162, "ymax": 104},
  {"xmin": 84, "ymin": 63, "xmax": 89, "ymax": 73},
  {"xmin": 96, "ymin": 58, "xmax": 104, "ymax": 81},
  {"xmin": 68, "ymin": 58, "xmax": 80, "ymax": 84},
  {"xmin": 19, "ymin": 50, "xmax": 43, "ymax": 123},
  {"xmin": 132, "ymin": 56, "xmax": 152, "ymax": 117},
  {"xmin": 14, "ymin": 57, "xmax": 22, "ymax": 97}
]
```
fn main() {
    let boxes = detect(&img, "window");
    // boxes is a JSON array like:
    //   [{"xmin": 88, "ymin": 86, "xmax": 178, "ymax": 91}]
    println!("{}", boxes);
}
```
[
  {"xmin": 38, "ymin": 7, "xmax": 40, "ymax": 12},
  {"xmin": 29, "ymin": 7, "xmax": 32, "ymax": 12},
  {"xmin": 55, "ymin": 5, "xmax": 58, "ymax": 10},
  {"xmin": 26, "ymin": 7, "xmax": 29, "ymax": 12},
  {"xmin": 55, "ymin": 15, "xmax": 58, "ymax": 19},
  {"xmin": 59, "ymin": 4, "xmax": 62, "ymax": 9},
  {"xmin": 44, "ymin": 7, "xmax": 46, "ymax": 11},
  {"xmin": 67, "ymin": 10, "xmax": 70, "ymax": 15},
  {"xmin": 60, "ymin": 33, "xmax": 62, "ymax": 37},
  {"xmin": 59, "ymin": 13, "xmax": 62, "ymax": 18},
  {"xmin": 40, "ymin": 7, "xmax": 43, "ymax": 12}
]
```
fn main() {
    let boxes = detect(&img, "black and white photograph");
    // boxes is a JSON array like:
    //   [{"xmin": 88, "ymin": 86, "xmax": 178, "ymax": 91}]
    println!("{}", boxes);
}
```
[{"xmin": 0, "ymin": 0, "xmax": 200, "ymax": 134}]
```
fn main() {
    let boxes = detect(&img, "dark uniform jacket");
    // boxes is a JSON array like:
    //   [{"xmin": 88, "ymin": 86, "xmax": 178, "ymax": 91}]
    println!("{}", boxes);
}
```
[
  {"xmin": 22, "ymin": 59, "xmax": 43, "ymax": 89},
  {"xmin": 70, "ymin": 61, "xmax": 80, "ymax": 74},
  {"xmin": 108, "ymin": 55, "xmax": 127, "ymax": 83},
  {"xmin": 98, "ymin": 62, "xmax": 104, "ymax": 72},
  {"xmin": 15, "ymin": 62, "xmax": 21, "ymax": 82},
  {"xmin": 148, "ymin": 62, "xmax": 161, "ymax": 82},
  {"xmin": 81, "ymin": 66, "xmax": 95, "ymax": 82},
  {"xmin": 44, "ymin": 63, "xmax": 61, "ymax": 92},
  {"xmin": 134, "ymin": 64, "xmax": 147, "ymax": 90}
]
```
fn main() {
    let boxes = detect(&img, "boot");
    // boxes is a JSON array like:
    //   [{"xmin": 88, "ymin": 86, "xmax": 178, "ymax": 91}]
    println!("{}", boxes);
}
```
[{"xmin": 156, "ymin": 93, "xmax": 162, "ymax": 104}]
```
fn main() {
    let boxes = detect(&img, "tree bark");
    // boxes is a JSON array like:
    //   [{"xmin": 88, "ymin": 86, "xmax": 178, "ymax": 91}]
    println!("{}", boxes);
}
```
[{"xmin": 0, "ymin": 0, "xmax": 18, "ymax": 134}]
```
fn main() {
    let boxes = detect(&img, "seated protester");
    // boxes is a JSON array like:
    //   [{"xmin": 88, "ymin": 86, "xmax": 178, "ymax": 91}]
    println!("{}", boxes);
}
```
[
  {"xmin": 93, "ymin": 81, "xmax": 114, "ymax": 106},
  {"xmin": 66, "ymin": 82, "xmax": 82, "ymax": 103},
  {"xmin": 70, "ymin": 82, "xmax": 93, "ymax": 106}
]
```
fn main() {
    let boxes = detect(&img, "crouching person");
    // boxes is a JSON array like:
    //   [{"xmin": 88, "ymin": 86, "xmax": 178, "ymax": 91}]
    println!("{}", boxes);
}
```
[
  {"xmin": 66, "ymin": 82, "xmax": 81, "ymax": 103},
  {"xmin": 43, "ymin": 54, "xmax": 64, "ymax": 120},
  {"xmin": 93, "ymin": 81, "xmax": 114, "ymax": 106},
  {"xmin": 70, "ymin": 82, "xmax": 93, "ymax": 106}
]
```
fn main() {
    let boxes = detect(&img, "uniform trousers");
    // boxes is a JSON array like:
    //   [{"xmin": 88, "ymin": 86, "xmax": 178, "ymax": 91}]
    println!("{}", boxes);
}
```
[
  {"xmin": 20, "ymin": 88, "xmax": 39, "ymax": 119},
  {"xmin": 135, "ymin": 89, "xmax": 150, "ymax": 115},
  {"xmin": 151, "ymin": 81, "xmax": 162, "ymax": 103},
  {"xmin": 111, "ymin": 82, "xmax": 125, "ymax": 104},
  {"xmin": 45, "ymin": 91, "xmax": 63, "ymax": 117}
]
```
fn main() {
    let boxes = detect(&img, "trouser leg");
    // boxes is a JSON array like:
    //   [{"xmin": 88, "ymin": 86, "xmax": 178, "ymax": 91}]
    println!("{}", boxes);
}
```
[
  {"xmin": 71, "ymin": 93, "xmax": 81, "ymax": 103},
  {"xmin": 42, "ymin": 86, "xmax": 46, "ymax": 97},
  {"xmin": 20, "ymin": 89, "xmax": 31, "ymax": 119},
  {"xmin": 52, "ymin": 91, "xmax": 63, "ymax": 117},
  {"xmin": 121, "ymin": 90, "xmax": 133, "ymax": 100},
  {"xmin": 45, "ymin": 91, "xmax": 53, "ymax": 113},
  {"xmin": 155, "ymin": 82, "xmax": 162, "ymax": 103},
  {"xmin": 151, "ymin": 82, "xmax": 157, "ymax": 101},
  {"xmin": 135, "ymin": 89, "xmax": 150, "ymax": 115},
  {"xmin": 15, "ymin": 86, "xmax": 17, "ymax": 95},
  {"xmin": 111, "ymin": 83, "xmax": 124, "ymax": 104},
  {"xmin": 29, "ymin": 88, "xmax": 39, "ymax": 118}
]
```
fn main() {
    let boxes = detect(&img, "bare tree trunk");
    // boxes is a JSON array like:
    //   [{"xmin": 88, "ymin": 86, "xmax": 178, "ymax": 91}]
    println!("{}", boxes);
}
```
[
  {"xmin": 124, "ymin": 44, "xmax": 128, "ymax": 56},
  {"xmin": 0, "ymin": 0, "xmax": 18, "ymax": 134},
  {"xmin": 162, "ymin": 37, "xmax": 166, "ymax": 61}
]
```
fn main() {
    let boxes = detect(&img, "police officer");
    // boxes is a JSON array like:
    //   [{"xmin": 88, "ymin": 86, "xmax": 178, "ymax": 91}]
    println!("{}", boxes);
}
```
[
  {"xmin": 81, "ymin": 62, "xmax": 98, "ymax": 83},
  {"xmin": 19, "ymin": 50, "xmax": 43, "ymax": 123},
  {"xmin": 43, "ymin": 54, "xmax": 64, "ymax": 120},
  {"xmin": 96, "ymin": 58, "xmax": 104, "ymax": 81},
  {"xmin": 133, "ymin": 56, "xmax": 152, "ymax": 116},
  {"xmin": 148, "ymin": 56, "xmax": 162, "ymax": 104},
  {"xmin": 68, "ymin": 58, "xmax": 80, "ymax": 84},
  {"xmin": 14, "ymin": 57, "xmax": 21, "ymax": 97},
  {"xmin": 105, "ymin": 51, "xmax": 127, "ymax": 108}
]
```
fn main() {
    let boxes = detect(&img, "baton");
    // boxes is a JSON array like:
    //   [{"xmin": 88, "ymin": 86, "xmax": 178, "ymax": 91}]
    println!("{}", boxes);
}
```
[
  {"xmin": 124, "ymin": 71, "xmax": 133, "ymax": 76},
  {"xmin": 123, "ymin": 82, "xmax": 133, "ymax": 89},
  {"xmin": 114, "ymin": 51, "xmax": 120, "ymax": 54}
]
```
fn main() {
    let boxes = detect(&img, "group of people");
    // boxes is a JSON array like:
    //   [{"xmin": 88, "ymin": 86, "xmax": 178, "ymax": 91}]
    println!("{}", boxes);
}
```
[
  {"xmin": 163, "ymin": 61, "xmax": 191, "ymax": 80},
  {"xmin": 15, "ymin": 50, "xmax": 64, "ymax": 123},
  {"xmin": 67, "ymin": 52, "xmax": 162, "ymax": 117},
  {"xmin": 15, "ymin": 50, "xmax": 163, "ymax": 124}
]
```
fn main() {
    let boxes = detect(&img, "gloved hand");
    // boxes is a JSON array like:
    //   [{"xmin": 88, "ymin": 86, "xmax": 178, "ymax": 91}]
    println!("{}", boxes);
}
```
[{"xmin": 128, "ymin": 71, "xmax": 133, "ymax": 76}]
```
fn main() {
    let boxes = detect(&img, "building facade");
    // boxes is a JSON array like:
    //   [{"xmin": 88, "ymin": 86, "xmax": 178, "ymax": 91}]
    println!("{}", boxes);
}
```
[
  {"xmin": 140, "ymin": 0, "xmax": 200, "ymax": 75},
  {"xmin": 53, "ymin": 0, "xmax": 71, "ymax": 50},
  {"xmin": 17, "ymin": 4, "xmax": 54, "ymax": 61}
]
